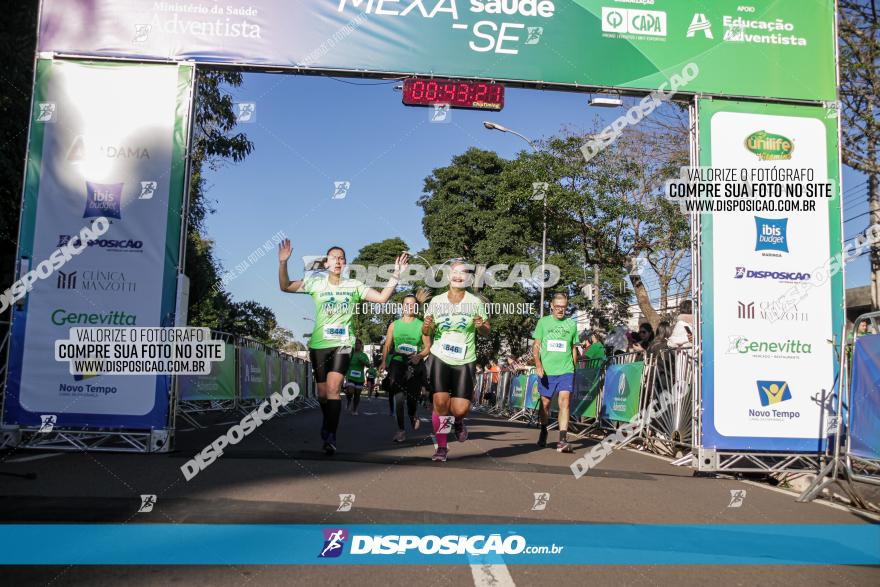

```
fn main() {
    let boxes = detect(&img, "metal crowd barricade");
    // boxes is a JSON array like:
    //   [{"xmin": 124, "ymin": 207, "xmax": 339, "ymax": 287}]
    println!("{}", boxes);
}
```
[
  {"xmin": 596, "ymin": 352, "xmax": 650, "ymax": 448},
  {"xmin": 508, "ymin": 368, "xmax": 541, "ymax": 424},
  {"xmin": 175, "ymin": 330, "xmax": 238, "ymax": 429},
  {"xmin": 639, "ymin": 348, "xmax": 695, "ymax": 456},
  {"xmin": 566, "ymin": 356, "xmax": 607, "ymax": 439},
  {"xmin": 798, "ymin": 312, "xmax": 880, "ymax": 509},
  {"xmin": 488, "ymin": 370, "xmax": 511, "ymax": 416}
]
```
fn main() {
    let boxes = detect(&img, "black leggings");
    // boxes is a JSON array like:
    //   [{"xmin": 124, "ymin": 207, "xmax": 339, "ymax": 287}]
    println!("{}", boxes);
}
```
[
  {"xmin": 428, "ymin": 356, "xmax": 476, "ymax": 400},
  {"xmin": 389, "ymin": 359, "xmax": 422, "ymax": 430}
]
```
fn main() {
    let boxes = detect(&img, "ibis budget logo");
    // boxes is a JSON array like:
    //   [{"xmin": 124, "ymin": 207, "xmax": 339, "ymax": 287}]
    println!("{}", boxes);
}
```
[
  {"xmin": 744, "ymin": 130, "xmax": 794, "ymax": 161},
  {"xmin": 756, "ymin": 380, "xmax": 792, "ymax": 406},
  {"xmin": 755, "ymin": 217, "xmax": 788, "ymax": 254}
]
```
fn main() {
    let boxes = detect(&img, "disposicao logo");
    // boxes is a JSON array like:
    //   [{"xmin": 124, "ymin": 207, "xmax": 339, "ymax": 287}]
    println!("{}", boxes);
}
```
[
  {"xmin": 755, "ymin": 217, "xmax": 789, "ymax": 253},
  {"xmin": 757, "ymin": 380, "xmax": 792, "ymax": 406},
  {"xmin": 319, "ymin": 528, "xmax": 348, "ymax": 558},
  {"xmin": 744, "ymin": 130, "xmax": 794, "ymax": 161}
]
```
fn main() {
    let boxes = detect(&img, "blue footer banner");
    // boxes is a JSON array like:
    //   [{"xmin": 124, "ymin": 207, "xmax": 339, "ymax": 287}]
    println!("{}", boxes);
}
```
[{"xmin": 0, "ymin": 524, "xmax": 877, "ymax": 565}]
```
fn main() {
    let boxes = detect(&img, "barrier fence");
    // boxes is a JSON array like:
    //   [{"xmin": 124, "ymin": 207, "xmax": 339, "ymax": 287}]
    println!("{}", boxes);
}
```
[
  {"xmin": 0, "ymin": 329, "xmax": 317, "ymax": 451},
  {"xmin": 473, "ymin": 349, "xmax": 697, "ymax": 459}
]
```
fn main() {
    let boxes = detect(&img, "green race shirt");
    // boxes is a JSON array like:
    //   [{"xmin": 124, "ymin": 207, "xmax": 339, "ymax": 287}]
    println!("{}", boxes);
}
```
[
  {"xmin": 585, "ymin": 341, "xmax": 606, "ymax": 363},
  {"xmin": 425, "ymin": 290, "xmax": 487, "ymax": 366},
  {"xmin": 391, "ymin": 317, "xmax": 424, "ymax": 362},
  {"xmin": 303, "ymin": 274, "xmax": 368, "ymax": 349},
  {"xmin": 346, "ymin": 351, "xmax": 370, "ymax": 383},
  {"xmin": 532, "ymin": 315, "xmax": 578, "ymax": 376}
]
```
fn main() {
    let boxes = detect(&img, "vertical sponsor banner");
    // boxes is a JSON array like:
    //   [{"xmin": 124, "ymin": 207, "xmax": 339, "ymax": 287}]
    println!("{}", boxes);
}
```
[
  {"xmin": 698, "ymin": 99, "xmax": 843, "ymax": 451},
  {"xmin": 524, "ymin": 373, "xmax": 540, "ymax": 408},
  {"xmin": 600, "ymin": 362, "xmax": 645, "ymax": 422},
  {"xmin": 848, "ymin": 335, "xmax": 880, "ymax": 460},
  {"xmin": 238, "ymin": 347, "xmax": 267, "ymax": 400},
  {"xmin": 510, "ymin": 375, "xmax": 525, "ymax": 410},
  {"xmin": 3, "ymin": 59, "xmax": 192, "ymax": 429},
  {"xmin": 179, "ymin": 343, "xmax": 235, "ymax": 401}
]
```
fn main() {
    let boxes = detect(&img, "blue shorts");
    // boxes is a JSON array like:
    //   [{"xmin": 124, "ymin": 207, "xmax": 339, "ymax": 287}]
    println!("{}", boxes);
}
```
[{"xmin": 538, "ymin": 374, "xmax": 574, "ymax": 398}]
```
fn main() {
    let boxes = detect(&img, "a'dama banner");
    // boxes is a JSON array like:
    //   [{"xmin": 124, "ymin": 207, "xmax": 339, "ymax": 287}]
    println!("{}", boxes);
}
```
[
  {"xmin": 239, "ymin": 347, "xmax": 268, "ymax": 400},
  {"xmin": 601, "ymin": 362, "xmax": 644, "ymax": 422},
  {"xmin": 36, "ymin": 0, "xmax": 835, "ymax": 102},
  {"xmin": 848, "ymin": 335, "xmax": 880, "ymax": 461},
  {"xmin": 3, "ymin": 59, "xmax": 192, "ymax": 429},
  {"xmin": 698, "ymin": 99, "xmax": 843, "ymax": 452},
  {"xmin": 179, "ymin": 342, "xmax": 236, "ymax": 402},
  {"xmin": 573, "ymin": 364, "xmax": 602, "ymax": 419}
]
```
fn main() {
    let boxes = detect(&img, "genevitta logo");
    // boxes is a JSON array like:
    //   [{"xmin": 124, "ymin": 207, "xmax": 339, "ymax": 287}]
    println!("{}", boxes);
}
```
[
  {"xmin": 732, "ymin": 267, "xmax": 809, "ymax": 283},
  {"xmin": 51, "ymin": 309, "xmax": 137, "ymax": 326},
  {"xmin": 319, "ymin": 529, "xmax": 348, "ymax": 558},
  {"xmin": 755, "ymin": 216, "xmax": 789, "ymax": 255},
  {"xmin": 84, "ymin": 181, "xmax": 123, "ymax": 219},
  {"xmin": 727, "ymin": 335, "xmax": 812, "ymax": 358},
  {"xmin": 57, "ymin": 234, "xmax": 144, "ymax": 253}
]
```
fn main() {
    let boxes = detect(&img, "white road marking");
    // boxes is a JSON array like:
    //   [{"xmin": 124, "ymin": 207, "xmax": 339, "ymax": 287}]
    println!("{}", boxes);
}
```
[
  {"xmin": 5, "ymin": 453, "xmax": 62, "ymax": 463},
  {"xmin": 469, "ymin": 557, "xmax": 516, "ymax": 587}
]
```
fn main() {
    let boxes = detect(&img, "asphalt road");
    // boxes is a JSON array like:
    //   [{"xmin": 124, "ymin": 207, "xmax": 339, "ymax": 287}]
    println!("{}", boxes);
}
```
[{"xmin": 1, "ymin": 395, "xmax": 877, "ymax": 586}]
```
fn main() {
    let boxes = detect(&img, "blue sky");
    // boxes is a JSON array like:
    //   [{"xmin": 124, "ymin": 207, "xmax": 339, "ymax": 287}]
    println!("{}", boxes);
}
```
[{"xmin": 203, "ymin": 73, "xmax": 869, "ymax": 342}]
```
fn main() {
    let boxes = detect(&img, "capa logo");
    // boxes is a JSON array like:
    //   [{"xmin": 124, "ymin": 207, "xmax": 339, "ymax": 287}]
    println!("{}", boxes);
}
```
[
  {"xmin": 755, "ymin": 216, "xmax": 789, "ymax": 253},
  {"xmin": 319, "ymin": 528, "xmax": 347, "ymax": 558},
  {"xmin": 745, "ymin": 130, "xmax": 794, "ymax": 161},
  {"xmin": 757, "ymin": 380, "xmax": 792, "ymax": 406}
]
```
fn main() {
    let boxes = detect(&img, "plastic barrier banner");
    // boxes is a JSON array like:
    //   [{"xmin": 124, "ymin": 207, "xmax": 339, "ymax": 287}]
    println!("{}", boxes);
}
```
[
  {"xmin": 698, "ymin": 99, "xmax": 842, "ymax": 451},
  {"xmin": 265, "ymin": 353, "xmax": 282, "ymax": 396},
  {"xmin": 2, "ymin": 59, "xmax": 192, "ymax": 429},
  {"xmin": 601, "ymin": 362, "xmax": 645, "ymax": 422},
  {"xmin": 178, "ymin": 342, "xmax": 236, "ymax": 401},
  {"xmin": 239, "ymin": 347, "xmax": 268, "ymax": 400},
  {"xmin": 510, "ymin": 375, "xmax": 526, "ymax": 410},
  {"xmin": 36, "ymin": 0, "xmax": 835, "ymax": 102},
  {"xmin": 573, "ymin": 364, "xmax": 603, "ymax": 419},
  {"xmin": 849, "ymin": 335, "xmax": 880, "ymax": 461}
]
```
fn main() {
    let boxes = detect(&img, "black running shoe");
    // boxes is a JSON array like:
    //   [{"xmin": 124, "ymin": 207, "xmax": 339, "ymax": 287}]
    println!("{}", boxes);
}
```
[{"xmin": 537, "ymin": 427, "xmax": 548, "ymax": 447}]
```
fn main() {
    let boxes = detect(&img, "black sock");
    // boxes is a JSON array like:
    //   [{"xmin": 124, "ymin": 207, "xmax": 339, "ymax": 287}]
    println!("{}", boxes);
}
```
[
  {"xmin": 319, "ymin": 398, "xmax": 329, "ymax": 431},
  {"xmin": 326, "ymin": 399, "xmax": 342, "ymax": 434},
  {"xmin": 394, "ymin": 393, "xmax": 406, "ymax": 430}
]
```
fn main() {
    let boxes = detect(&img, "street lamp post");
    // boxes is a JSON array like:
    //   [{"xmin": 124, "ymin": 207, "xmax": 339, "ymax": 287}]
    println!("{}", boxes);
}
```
[{"xmin": 482, "ymin": 121, "xmax": 547, "ymax": 318}]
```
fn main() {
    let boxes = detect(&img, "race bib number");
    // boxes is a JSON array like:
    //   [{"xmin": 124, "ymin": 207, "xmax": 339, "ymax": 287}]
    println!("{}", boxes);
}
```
[
  {"xmin": 547, "ymin": 340, "xmax": 567, "ymax": 353},
  {"xmin": 438, "ymin": 332, "xmax": 466, "ymax": 361},
  {"xmin": 397, "ymin": 343, "xmax": 417, "ymax": 355},
  {"xmin": 349, "ymin": 370, "xmax": 362, "ymax": 378},
  {"xmin": 323, "ymin": 324, "xmax": 348, "ymax": 341}
]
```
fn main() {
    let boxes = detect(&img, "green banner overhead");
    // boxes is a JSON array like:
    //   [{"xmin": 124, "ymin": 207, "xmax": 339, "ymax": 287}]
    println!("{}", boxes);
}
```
[{"xmin": 37, "ymin": 0, "xmax": 836, "ymax": 102}]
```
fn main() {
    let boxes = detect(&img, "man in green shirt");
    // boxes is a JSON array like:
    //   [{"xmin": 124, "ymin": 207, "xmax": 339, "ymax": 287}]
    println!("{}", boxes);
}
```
[
  {"xmin": 532, "ymin": 292, "xmax": 579, "ymax": 453},
  {"xmin": 583, "ymin": 330, "xmax": 607, "ymax": 363}
]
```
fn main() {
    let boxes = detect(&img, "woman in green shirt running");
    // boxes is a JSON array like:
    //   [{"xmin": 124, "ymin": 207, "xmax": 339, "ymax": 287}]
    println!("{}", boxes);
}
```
[
  {"xmin": 422, "ymin": 260, "xmax": 490, "ymax": 462},
  {"xmin": 381, "ymin": 294, "xmax": 432, "ymax": 442},
  {"xmin": 278, "ymin": 239, "xmax": 408, "ymax": 455}
]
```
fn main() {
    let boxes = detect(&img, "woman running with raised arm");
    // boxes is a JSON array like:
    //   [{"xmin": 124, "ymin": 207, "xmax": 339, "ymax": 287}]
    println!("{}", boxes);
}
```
[
  {"xmin": 422, "ymin": 260, "xmax": 490, "ymax": 462},
  {"xmin": 381, "ymin": 293, "xmax": 431, "ymax": 442},
  {"xmin": 278, "ymin": 239, "xmax": 408, "ymax": 455}
]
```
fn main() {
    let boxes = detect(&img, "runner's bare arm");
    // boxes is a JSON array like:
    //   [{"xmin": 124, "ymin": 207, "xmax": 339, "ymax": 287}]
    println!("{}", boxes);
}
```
[
  {"xmin": 532, "ymin": 338, "xmax": 543, "ymax": 377},
  {"xmin": 278, "ymin": 239, "xmax": 305, "ymax": 293},
  {"xmin": 362, "ymin": 252, "xmax": 409, "ymax": 303},
  {"xmin": 381, "ymin": 322, "xmax": 394, "ymax": 369},
  {"xmin": 473, "ymin": 315, "xmax": 490, "ymax": 336},
  {"xmin": 420, "ymin": 332, "xmax": 432, "ymax": 357}
]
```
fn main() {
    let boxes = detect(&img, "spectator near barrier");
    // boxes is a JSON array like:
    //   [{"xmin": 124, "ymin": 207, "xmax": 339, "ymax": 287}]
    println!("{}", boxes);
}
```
[{"xmin": 667, "ymin": 300, "xmax": 694, "ymax": 350}]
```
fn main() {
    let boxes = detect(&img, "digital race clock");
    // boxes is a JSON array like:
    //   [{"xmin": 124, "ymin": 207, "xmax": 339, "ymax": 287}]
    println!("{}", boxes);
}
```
[{"xmin": 402, "ymin": 78, "xmax": 504, "ymax": 111}]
